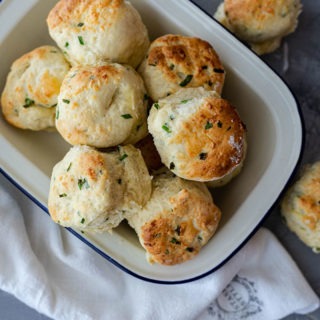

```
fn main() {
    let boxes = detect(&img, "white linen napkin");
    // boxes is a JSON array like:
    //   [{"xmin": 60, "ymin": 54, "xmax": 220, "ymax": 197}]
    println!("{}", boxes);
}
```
[{"xmin": 0, "ymin": 174, "xmax": 319, "ymax": 320}]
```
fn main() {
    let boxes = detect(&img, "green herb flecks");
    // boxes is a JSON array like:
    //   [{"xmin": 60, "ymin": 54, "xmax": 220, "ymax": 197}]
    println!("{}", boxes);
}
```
[
  {"xmin": 62, "ymin": 99, "xmax": 70, "ymax": 104},
  {"xmin": 78, "ymin": 36, "xmax": 85, "ymax": 45},
  {"xmin": 170, "ymin": 237, "xmax": 181, "ymax": 245},
  {"xmin": 119, "ymin": 153, "xmax": 128, "ymax": 161},
  {"xmin": 162, "ymin": 123, "xmax": 171, "ymax": 133},
  {"xmin": 154, "ymin": 103, "xmax": 159, "ymax": 110},
  {"xmin": 78, "ymin": 178, "xmax": 89, "ymax": 190},
  {"xmin": 80, "ymin": 218, "xmax": 85, "ymax": 224},
  {"xmin": 179, "ymin": 74, "xmax": 193, "ymax": 87},
  {"xmin": 213, "ymin": 68, "xmax": 224, "ymax": 74},
  {"xmin": 175, "ymin": 225, "xmax": 181, "ymax": 236},
  {"xmin": 55, "ymin": 109, "xmax": 60, "ymax": 120},
  {"xmin": 67, "ymin": 162, "xmax": 72, "ymax": 172},
  {"xmin": 23, "ymin": 97, "xmax": 35, "ymax": 108},
  {"xmin": 65, "ymin": 42, "xmax": 69, "ymax": 48},
  {"xmin": 205, "ymin": 121, "xmax": 213, "ymax": 130},
  {"xmin": 180, "ymin": 99, "xmax": 192, "ymax": 104},
  {"xmin": 77, "ymin": 22, "xmax": 84, "ymax": 27},
  {"xmin": 121, "ymin": 114, "xmax": 133, "ymax": 119},
  {"xmin": 186, "ymin": 247, "xmax": 194, "ymax": 252},
  {"xmin": 59, "ymin": 193, "xmax": 67, "ymax": 198},
  {"xmin": 169, "ymin": 64, "xmax": 175, "ymax": 70},
  {"xmin": 217, "ymin": 120, "xmax": 223, "ymax": 128},
  {"xmin": 199, "ymin": 152, "xmax": 207, "ymax": 160},
  {"xmin": 169, "ymin": 162, "xmax": 175, "ymax": 170}
]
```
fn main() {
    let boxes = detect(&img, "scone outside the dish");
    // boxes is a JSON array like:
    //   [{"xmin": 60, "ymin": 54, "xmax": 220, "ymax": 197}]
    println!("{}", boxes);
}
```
[
  {"xmin": 148, "ymin": 87, "xmax": 247, "ymax": 187},
  {"xmin": 1, "ymin": 45, "xmax": 70, "ymax": 130},
  {"xmin": 281, "ymin": 161, "xmax": 320, "ymax": 252},
  {"xmin": 127, "ymin": 169, "xmax": 221, "ymax": 265},
  {"xmin": 47, "ymin": 0, "xmax": 149, "ymax": 67},
  {"xmin": 48, "ymin": 145, "xmax": 152, "ymax": 233},
  {"xmin": 55, "ymin": 63, "xmax": 148, "ymax": 148},
  {"xmin": 138, "ymin": 34, "xmax": 225, "ymax": 102},
  {"xmin": 214, "ymin": 0, "xmax": 302, "ymax": 55}
]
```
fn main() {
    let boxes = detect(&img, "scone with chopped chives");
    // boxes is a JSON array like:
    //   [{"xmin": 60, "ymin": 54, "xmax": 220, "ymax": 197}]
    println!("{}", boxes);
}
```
[
  {"xmin": 55, "ymin": 63, "xmax": 148, "ymax": 148},
  {"xmin": 0, "ymin": 45, "xmax": 70, "ymax": 131},
  {"xmin": 214, "ymin": 0, "xmax": 302, "ymax": 55},
  {"xmin": 47, "ymin": 0, "xmax": 149, "ymax": 68},
  {"xmin": 48, "ymin": 144, "xmax": 152, "ymax": 233},
  {"xmin": 127, "ymin": 169, "xmax": 221, "ymax": 265},
  {"xmin": 281, "ymin": 161, "xmax": 320, "ymax": 252},
  {"xmin": 148, "ymin": 87, "xmax": 247, "ymax": 187},
  {"xmin": 138, "ymin": 34, "xmax": 225, "ymax": 102}
]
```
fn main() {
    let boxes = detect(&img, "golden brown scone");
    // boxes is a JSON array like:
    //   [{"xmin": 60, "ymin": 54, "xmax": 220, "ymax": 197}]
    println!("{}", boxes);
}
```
[
  {"xmin": 1, "ymin": 45, "xmax": 70, "ymax": 130},
  {"xmin": 138, "ymin": 34, "xmax": 225, "ymax": 101},
  {"xmin": 47, "ymin": 0, "xmax": 149, "ymax": 67},
  {"xmin": 56, "ymin": 63, "xmax": 148, "ymax": 147},
  {"xmin": 148, "ymin": 87, "xmax": 247, "ymax": 187},
  {"xmin": 127, "ymin": 169, "xmax": 221, "ymax": 265},
  {"xmin": 48, "ymin": 144, "xmax": 152, "ymax": 232},
  {"xmin": 214, "ymin": 0, "xmax": 302, "ymax": 55},
  {"xmin": 281, "ymin": 161, "xmax": 320, "ymax": 252}
]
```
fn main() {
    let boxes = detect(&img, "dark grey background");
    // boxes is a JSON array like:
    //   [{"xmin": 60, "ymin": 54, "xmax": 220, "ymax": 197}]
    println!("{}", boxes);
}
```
[{"xmin": 0, "ymin": 0, "xmax": 319, "ymax": 319}]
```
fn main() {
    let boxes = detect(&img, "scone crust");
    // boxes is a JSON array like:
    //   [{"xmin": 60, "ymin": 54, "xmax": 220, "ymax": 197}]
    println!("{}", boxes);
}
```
[
  {"xmin": 223, "ymin": 0, "xmax": 301, "ymax": 43},
  {"xmin": 138, "ymin": 34, "xmax": 225, "ymax": 101},
  {"xmin": 281, "ymin": 161, "xmax": 320, "ymax": 250},
  {"xmin": 128, "ymin": 170, "xmax": 221, "ymax": 265},
  {"xmin": 1, "ymin": 45, "xmax": 70, "ymax": 130},
  {"xmin": 148, "ymin": 88, "xmax": 247, "ymax": 184},
  {"xmin": 47, "ymin": 0, "xmax": 149, "ymax": 67},
  {"xmin": 56, "ymin": 63, "xmax": 148, "ymax": 147}
]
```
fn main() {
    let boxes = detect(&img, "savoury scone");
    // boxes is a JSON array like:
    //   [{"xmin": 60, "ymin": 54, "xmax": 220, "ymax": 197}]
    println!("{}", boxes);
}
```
[
  {"xmin": 1, "ymin": 45, "xmax": 70, "ymax": 130},
  {"xmin": 48, "ymin": 144, "xmax": 152, "ymax": 232},
  {"xmin": 148, "ymin": 87, "xmax": 247, "ymax": 187},
  {"xmin": 127, "ymin": 169, "xmax": 221, "ymax": 265},
  {"xmin": 56, "ymin": 63, "xmax": 148, "ymax": 147},
  {"xmin": 47, "ymin": 0, "xmax": 149, "ymax": 68},
  {"xmin": 214, "ymin": 0, "xmax": 302, "ymax": 55},
  {"xmin": 138, "ymin": 34, "xmax": 225, "ymax": 102},
  {"xmin": 281, "ymin": 161, "xmax": 320, "ymax": 252}
]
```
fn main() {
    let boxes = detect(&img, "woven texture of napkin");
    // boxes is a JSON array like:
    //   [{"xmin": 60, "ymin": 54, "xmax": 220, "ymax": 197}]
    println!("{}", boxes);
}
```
[{"xmin": 0, "ymin": 174, "xmax": 319, "ymax": 320}]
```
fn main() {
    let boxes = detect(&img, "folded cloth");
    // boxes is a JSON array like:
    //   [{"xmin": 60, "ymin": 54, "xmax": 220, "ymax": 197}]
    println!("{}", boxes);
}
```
[{"xmin": 0, "ymin": 174, "xmax": 319, "ymax": 320}]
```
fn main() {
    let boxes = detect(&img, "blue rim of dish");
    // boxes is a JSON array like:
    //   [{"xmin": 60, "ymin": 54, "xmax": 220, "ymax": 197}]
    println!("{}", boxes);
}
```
[{"xmin": 0, "ymin": 0, "xmax": 305, "ymax": 285}]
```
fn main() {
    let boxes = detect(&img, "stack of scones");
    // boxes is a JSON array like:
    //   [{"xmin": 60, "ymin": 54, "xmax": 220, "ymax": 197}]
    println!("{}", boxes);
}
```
[{"xmin": 0, "ymin": 0, "xmax": 248, "ymax": 265}]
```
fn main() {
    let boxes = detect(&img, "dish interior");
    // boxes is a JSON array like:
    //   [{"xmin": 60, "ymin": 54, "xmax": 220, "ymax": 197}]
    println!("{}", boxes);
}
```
[{"xmin": 0, "ymin": 0, "xmax": 302, "ymax": 283}]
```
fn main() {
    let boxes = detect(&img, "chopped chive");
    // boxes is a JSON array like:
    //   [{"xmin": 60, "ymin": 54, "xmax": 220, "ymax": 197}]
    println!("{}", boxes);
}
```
[
  {"xmin": 65, "ymin": 42, "xmax": 69, "ymax": 48},
  {"xmin": 169, "ymin": 114, "xmax": 175, "ymax": 120},
  {"xmin": 154, "ymin": 103, "xmax": 159, "ymax": 110},
  {"xmin": 199, "ymin": 152, "xmax": 207, "ymax": 160},
  {"xmin": 121, "ymin": 114, "xmax": 133, "ymax": 119},
  {"xmin": 186, "ymin": 247, "xmax": 194, "ymax": 252},
  {"xmin": 143, "ymin": 93, "xmax": 149, "ymax": 101},
  {"xmin": 201, "ymin": 65, "xmax": 208, "ymax": 70},
  {"xmin": 217, "ymin": 120, "xmax": 223, "ymax": 128},
  {"xmin": 165, "ymin": 249, "xmax": 170, "ymax": 254},
  {"xmin": 117, "ymin": 178, "xmax": 122, "ymax": 184},
  {"xmin": 59, "ymin": 193, "xmax": 67, "ymax": 198},
  {"xmin": 136, "ymin": 124, "xmax": 142, "ymax": 131},
  {"xmin": 78, "ymin": 178, "xmax": 89, "ymax": 190},
  {"xmin": 197, "ymin": 235, "xmax": 203, "ymax": 241},
  {"xmin": 67, "ymin": 162, "xmax": 72, "ymax": 172},
  {"xmin": 119, "ymin": 153, "xmax": 128, "ymax": 161},
  {"xmin": 162, "ymin": 123, "xmax": 171, "ymax": 133},
  {"xmin": 62, "ymin": 99, "xmax": 70, "ymax": 104},
  {"xmin": 227, "ymin": 126, "xmax": 231, "ymax": 131},
  {"xmin": 169, "ymin": 162, "xmax": 175, "ymax": 170},
  {"xmin": 175, "ymin": 225, "xmax": 181, "ymax": 235},
  {"xmin": 179, "ymin": 74, "xmax": 193, "ymax": 87},
  {"xmin": 55, "ymin": 109, "xmax": 59, "ymax": 120},
  {"xmin": 80, "ymin": 218, "xmax": 85, "ymax": 224},
  {"xmin": 170, "ymin": 237, "xmax": 181, "ymax": 245},
  {"xmin": 51, "ymin": 103, "xmax": 57, "ymax": 108},
  {"xmin": 181, "ymin": 99, "xmax": 191, "ymax": 104},
  {"xmin": 23, "ymin": 97, "xmax": 35, "ymax": 108},
  {"xmin": 205, "ymin": 121, "xmax": 213, "ymax": 130},
  {"xmin": 77, "ymin": 22, "xmax": 84, "ymax": 27},
  {"xmin": 169, "ymin": 64, "xmax": 175, "ymax": 70},
  {"xmin": 207, "ymin": 80, "xmax": 213, "ymax": 86},
  {"xmin": 78, "ymin": 36, "xmax": 85, "ymax": 45},
  {"xmin": 213, "ymin": 68, "xmax": 224, "ymax": 74}
]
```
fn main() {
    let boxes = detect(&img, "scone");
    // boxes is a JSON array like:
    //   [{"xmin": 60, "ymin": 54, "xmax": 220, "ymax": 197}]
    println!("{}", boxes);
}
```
[
  {"xmin": 138, "ymin": 34, "xmax": 225, "ymax": 101},
  {"xmin": 281, "ymin": 161, "xmax": 320, "ymax": 252},
  {"xmin": 148, "ymin": 87, "xmax": 247, "ymax": 187},
  {"xmin": 47, "ymin": 0, "xmax": 149, "ymax": 67},
  {"xmin": 48, "ymin": 144, "xmax": 152, "ymax": 232},
  {"xmin": 56, "ymin": 63, "xmax": 148, "ymax": 147},
  {"xmin": 214, "ymin": 0, "xmax": 302, "ymax": 55},
  {"xmin": 1, "ymin": 45, "xmax": 70, "ymax": 130},
  {"xmin": 127, "ymin": 169, "xmax": 221, "ymax": 265}
]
